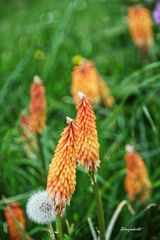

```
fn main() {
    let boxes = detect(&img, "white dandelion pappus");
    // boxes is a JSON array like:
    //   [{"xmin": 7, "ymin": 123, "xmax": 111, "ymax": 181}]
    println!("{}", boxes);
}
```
[{"xmin": 26, "ymin": 190, "xmax": 56, "ymax": 224}]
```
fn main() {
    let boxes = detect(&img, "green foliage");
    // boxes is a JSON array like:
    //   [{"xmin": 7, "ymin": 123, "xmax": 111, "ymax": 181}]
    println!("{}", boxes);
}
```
[{"xmin": 0, "ymin": 0, "xmax": 160, "ymax": 239}]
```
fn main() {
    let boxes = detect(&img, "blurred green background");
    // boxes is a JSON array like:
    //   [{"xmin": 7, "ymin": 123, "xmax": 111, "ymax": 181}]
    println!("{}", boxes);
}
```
[{"xmin": 0, "ymin": 0, "xmax": 160, "ymax": 239}]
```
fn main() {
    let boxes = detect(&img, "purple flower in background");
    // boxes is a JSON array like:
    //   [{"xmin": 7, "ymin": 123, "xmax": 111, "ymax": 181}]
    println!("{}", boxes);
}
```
[{"xmin": 153, "ymin": 1, "xmax": 160, "ymax": 24}]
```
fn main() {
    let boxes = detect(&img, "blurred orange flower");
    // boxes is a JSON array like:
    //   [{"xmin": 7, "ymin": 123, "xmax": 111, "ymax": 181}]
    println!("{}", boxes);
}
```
[
  {"xmin": 128, "ymin": 6, "xmax": 153, "ymax": 52},
  {"xmin": 76, "ymin": 92, "xmax": 100, "ymax": 171},
  {"xmin": 5, "ymin": 202, "xmax": 29, "ymax": 240},
  {"xmin": 72, "ymin": 60, "xmax": 100, "ymax": 104},
  {"xmin": 47, "ymin": 117, "xmax": 78, "ymax": 216},
  {"xmin": 71, "ymin": 58, "xmax": 114, "ymax": 107},
  {"xmin": 29, "ymin": 75, "xmax": 46, "ymax": 134},
  {"xmin": 125, "ymin": 145, "xmax": 151, "ymax": 201}
]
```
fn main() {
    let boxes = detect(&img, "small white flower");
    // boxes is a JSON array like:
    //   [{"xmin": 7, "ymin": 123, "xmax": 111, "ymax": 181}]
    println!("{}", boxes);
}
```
[{"xmin": 26, "ymin": 190, "xmax": 56, "ymax": 224}]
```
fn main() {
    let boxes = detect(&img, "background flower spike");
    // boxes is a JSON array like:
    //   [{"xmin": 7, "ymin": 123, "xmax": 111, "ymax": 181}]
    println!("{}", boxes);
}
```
[
  {"xmin": 29, "ymin": 75, "xmax": 46, "ymax": 134},
  {"xmin": 71, "ymin": 58, "xmax": 114, "ymax": 107},
  {"xmin": 5, "ymin": 201, "xmax": 31, "ymax": 240},
  {"xmin": 125, "ymin": 145, "xmax": 151, "ymax": 202},
  {"xmin": 127, "ymin": 6, "xmax": 153, "ymax": 54}
]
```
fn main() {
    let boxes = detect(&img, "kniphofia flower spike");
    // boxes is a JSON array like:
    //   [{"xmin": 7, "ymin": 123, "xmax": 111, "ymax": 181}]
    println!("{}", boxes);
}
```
[
  {"xmin": 5, "ymin": 201, "xmax": 30, "ymax": 240},
  {"xmin": 128, "ymin": 6, "xmax": 153, "ymax": 53},
  {"xmin": 47, "ymin": 117, "xmax": 78, "ymax": 216},
  {"xmin": 29, "ymin": 75, "xmax": 46, "ymax": 134},
  {"xmin": 76, "ymin": 92, "xmax": 100, "ymax": 172},
  {"xmin": 72, "ymin": 59, "xmax": 100, "ymax": 104},
  {"xmin": 71, "ymin": 57, "xmax": 114, "ymax": 107},
  {"xmin": 125, "ymin": 145, "xmax": 151, "ymax": 201}
]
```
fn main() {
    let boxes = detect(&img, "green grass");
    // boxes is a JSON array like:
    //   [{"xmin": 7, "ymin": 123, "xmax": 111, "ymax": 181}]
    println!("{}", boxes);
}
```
[{"xmin": 1, "ymin": 0, "xmax": 160, "ymax": 239}]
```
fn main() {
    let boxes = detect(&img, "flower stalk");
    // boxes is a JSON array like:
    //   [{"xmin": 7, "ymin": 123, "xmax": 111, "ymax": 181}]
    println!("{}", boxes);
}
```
[
  {"xmin": 36, "ymin": 132, "xmax": 46, "ymax": 177},
  {"xmin": 56, "ymin": 216, "xmax": 63, "ymax": 240},
  {"xmin": 90, "ymin": 172, "xmax": 105, "ymax": 240},
  {"xmin": 49, "ymin": 223, "xmax": 55, "ymax": 240}
]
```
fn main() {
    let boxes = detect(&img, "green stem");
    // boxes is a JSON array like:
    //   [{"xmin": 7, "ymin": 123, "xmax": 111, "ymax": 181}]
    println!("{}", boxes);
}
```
[
  {"xmin": 56, "ymin": 216, "xmax": 63, "ymax": 240},
  {"xmin": 90, "ymin": 172, "xmax": 105, "ymax": 240},
  {"xmin": 49, "ymin": 223, "xmax": 55, "ymax": 240},
  {"xmin": 36, "ymin": 132, "xmax": 46, "ymax": 175}
]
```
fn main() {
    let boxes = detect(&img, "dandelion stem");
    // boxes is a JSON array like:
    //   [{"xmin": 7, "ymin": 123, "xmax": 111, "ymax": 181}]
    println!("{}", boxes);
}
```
[
  {"xmin": 90, "ymin": 172, "xmax": 105, "ymax": 240},
  {"xmin": 49, "ymin": 223, "xmax": 55, "ymax": 240},
  {"xmin": 36, "ymin": 132, "xmax": 46, "ymax": 176},
  {"xmin": 56, "ymin": 216, "xmax": 63, "ymax": 240}
]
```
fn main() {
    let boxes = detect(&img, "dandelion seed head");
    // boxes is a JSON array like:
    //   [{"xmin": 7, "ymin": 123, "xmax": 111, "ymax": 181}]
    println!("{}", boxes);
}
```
[{"xmin": 26, "ymin": 191, "xmax": 56, "ymax": 224}]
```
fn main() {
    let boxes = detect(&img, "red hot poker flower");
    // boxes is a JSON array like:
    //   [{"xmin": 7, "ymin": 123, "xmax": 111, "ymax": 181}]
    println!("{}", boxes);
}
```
[
  {"xmin": 125, "ymin": 145, "xmax": 151, "ymax": 201},
  {"xmin": 128, "ymin": 6, "xmax": 153, "ymax": 53},
  {"xmin": 71, "ymin": 59, "xmax": 114, "ymax": 107},
  {"xmin": 29, "ymin": 75, "xmax": 46, "ymax": 134},
  {"xmin": 76, "ymin": 92, "xmax": 100, "ymax": 172},
  {"xmin": 5, "ymin": 202, "xmax": 30, "ymax": 240},
  {"xmin": 46, "ymin": 117, "xmax": 78, "ymax": 216}
]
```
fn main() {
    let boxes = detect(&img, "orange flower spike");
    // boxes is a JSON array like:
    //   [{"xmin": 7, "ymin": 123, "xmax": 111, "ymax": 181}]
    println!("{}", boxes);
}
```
[
  {"xmin": 97, "ymin": 75, "xmax": 114, "ymax": 108},
  {"xmin": 47, "ymin": 117, "xmax": 78, "ymax": 216},
  {"xmin": 29, "ymin": 75, "xmax": 46, "ymax": 134},
  {"xmin": 125, "ymin": 145, "xmax": 151, "ymax": 201},
  {"xmin": 5, "ymin": 202, "xmax": 28, "ymax": 240},
  {"xmin": 71, "ymin": 60, "xmax": 100, "ymax": 104},
  {"xmin": 76, "ymin": 92, "xmax": 100, "ymax": 172},
  {"xmin": 128, "ymin": 6, "xmax": 153, "ymax": 52}
]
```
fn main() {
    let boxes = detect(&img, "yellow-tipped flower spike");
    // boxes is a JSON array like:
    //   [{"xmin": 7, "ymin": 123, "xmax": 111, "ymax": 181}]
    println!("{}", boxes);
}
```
[
  {"xmin": 71, "ymin": 58, "xmax": 114, "ymax": 107},
  {"xmin": 46, "ymin": 117, "xmax": 79, "ymax": 216},
  {"xmin": 76, "ymin": 92, "xmax": 100, "ymax": 172},
  {"xmin": 125, "ymin": 145, "xmax": 151, "ymax": 202},
  {"xmin": 71, "ymin": 60, "xmax": 101, "ymax": 105},
  {"xmin": 29, "ymin": 75, "xmax": 46, "ymax": 134},
  {"xmin": 128, "ymin": 6, "xmax": 153, "ymax": 52}
]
